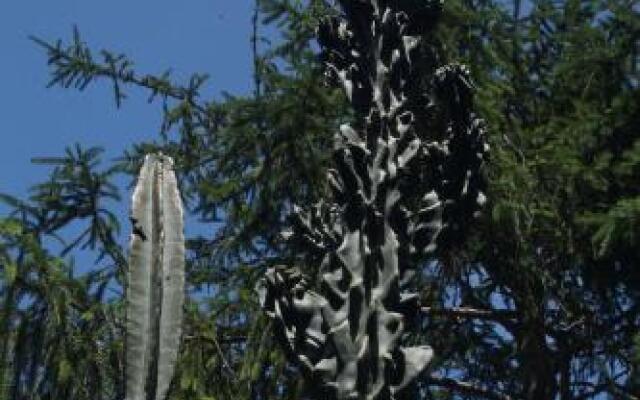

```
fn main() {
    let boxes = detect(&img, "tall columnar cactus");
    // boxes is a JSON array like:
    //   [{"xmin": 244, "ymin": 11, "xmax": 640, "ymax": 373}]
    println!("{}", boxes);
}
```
[
  {"xmin": 258, "ymin": 1, "xmax": 488, "ymax": 399},
  {"xmin": 126, "ymin": 154, "xmax": 185, "ymax": 400}
]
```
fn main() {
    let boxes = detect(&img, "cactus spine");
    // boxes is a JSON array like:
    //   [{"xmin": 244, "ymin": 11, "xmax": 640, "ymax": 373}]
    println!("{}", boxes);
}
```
[
  {"xmin": 258, "ymin": 1, "xmax": 488, "ymax": 399},
  {"xmin": 126, "ymin": 154, "xmax": 185, "ymax": 400}
]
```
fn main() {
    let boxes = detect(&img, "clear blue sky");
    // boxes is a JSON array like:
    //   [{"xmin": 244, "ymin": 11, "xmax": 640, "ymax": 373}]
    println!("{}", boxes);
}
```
[{"xmin": 1, "ymin": 0, "xmax": 256, "ymax": 203}]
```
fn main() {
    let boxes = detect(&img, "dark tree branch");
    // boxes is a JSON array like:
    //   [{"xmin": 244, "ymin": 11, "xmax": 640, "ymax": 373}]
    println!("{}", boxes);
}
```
[
  {"xmin": 420, "ymin": 306, "xmax": 519, "ymax": 324},
  {"xmin": 183, "ymin": 334, "xmax": 248, "ymax": 344},
  {"xmin": 573, "ymin": 380, "xmax": 640, "ymax": 400},
  {"xmin": 30, "ymin": 30, "xmax": 209, "ymax": 114},
  {"xmin": 425, "ymin": 375, "xmax": 517, "ymax": 400}
]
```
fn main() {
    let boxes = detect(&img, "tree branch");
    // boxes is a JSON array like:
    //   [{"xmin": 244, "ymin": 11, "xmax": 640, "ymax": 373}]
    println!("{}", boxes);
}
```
[
  {"xmin": 424, "ymin": 375, "xmax": 517, "ymax": 400},
  {"xmin": 420, "ymin": 306, "xmax": 518, "ymax": 324},
  {"xmin": 30, "ymin": 30, "xmax": 209, "ymax": 114},
  {"xmin": 573, "ymin": 380, "xmax": 640, "ymax": 400},
  {"xmin": 183, "ymin": 334, "xmax": 247, "ymax": 344}
]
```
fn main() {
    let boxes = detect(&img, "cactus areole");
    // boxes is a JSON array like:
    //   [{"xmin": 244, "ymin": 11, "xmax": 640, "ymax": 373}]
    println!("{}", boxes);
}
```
[{"xmin": 257, "ymin": 0, "xmax": 488, "ymax": 399}]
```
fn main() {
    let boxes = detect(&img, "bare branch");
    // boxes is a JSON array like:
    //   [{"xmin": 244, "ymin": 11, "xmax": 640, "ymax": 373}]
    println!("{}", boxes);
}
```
[
  {"xmin": 573, "ymin": 380, "xmax": 640, "ymax": 400},
  {"xmin": 420, "ymin": 306, "xmax": 518, "ymax": 324},
  {"xmin": 424, "ymin": 375, "xmax": 517, "ymax": 400},
  {"xmin": 183, "ymin": 334, "xmax": 247, "ymax": 344}
]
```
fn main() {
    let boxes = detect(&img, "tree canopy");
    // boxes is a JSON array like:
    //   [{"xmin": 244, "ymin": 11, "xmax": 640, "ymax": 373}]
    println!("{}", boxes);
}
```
[{"xmin": 1, "ymin": 0, "xmax": 638, "ymax": 399}]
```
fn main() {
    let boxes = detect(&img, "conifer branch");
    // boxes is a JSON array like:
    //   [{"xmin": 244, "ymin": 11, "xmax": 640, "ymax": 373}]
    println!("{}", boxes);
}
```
[
  {"xmin": 30, "ymin": 27, "xmax": 209, "ymax": 114},
  {"xmin": 420, "ymin": 306, "xmax": 518, "ymax": 323},
  {"xmin": 424, "ymin": 375, "xmax": 516, "ymax": 400}
]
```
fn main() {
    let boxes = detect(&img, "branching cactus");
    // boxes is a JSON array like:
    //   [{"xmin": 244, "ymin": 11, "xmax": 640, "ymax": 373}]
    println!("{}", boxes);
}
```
[
  {"xmin": 126, "ymin": 154, "xmax": 185, "ymax": 400},
  {"xmin": 258, "ymin": 1, "xmax": 488, "ymax": 399}
]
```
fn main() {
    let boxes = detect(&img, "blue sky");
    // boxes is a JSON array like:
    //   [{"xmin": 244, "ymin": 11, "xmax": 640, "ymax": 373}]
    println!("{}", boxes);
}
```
[{"xmin": 1, "ymin": 0, "xmax": 256, "ymax": 203}]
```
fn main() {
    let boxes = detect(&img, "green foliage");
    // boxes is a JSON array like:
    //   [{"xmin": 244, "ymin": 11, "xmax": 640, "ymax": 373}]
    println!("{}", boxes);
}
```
[
  {"xmin": 0, "ymin": 213, "xmax": 123, "ymax": 399},
  {"xmin": 1, "ymin": 0, "xmax": 638, "ymax": 399},
  {"xmin": 419, "ymin": 0, "xmax": 640, "ymax": 398}
]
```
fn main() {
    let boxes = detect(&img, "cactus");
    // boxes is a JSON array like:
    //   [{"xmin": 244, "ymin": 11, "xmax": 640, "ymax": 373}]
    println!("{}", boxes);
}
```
[
  {"xmin": 126, "ymin": 154, "xmax": 185, "ymax": 400},
  {"xmin": 258, "ymin": 1, "xmax": 488, "ymax": 399}
]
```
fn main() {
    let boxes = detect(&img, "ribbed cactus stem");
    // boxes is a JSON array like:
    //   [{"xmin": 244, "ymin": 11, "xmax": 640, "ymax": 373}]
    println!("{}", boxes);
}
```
[
  {"xmin": 258, "ymin": 1, "xmax": 488, "ymax": 399},
  {"xmin": 126, "ymin": 154, "xmax": 185, "ymax": 400}
]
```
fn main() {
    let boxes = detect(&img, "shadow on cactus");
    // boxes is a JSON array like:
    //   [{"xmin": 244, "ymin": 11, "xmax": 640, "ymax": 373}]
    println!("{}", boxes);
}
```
[
  {"xmin": 257, "ymin": 1, "xmax": 488, "ymax": 399},
  {"xmin": 126, "ymin": 154, "xmax": 185, "ymax": 400}
]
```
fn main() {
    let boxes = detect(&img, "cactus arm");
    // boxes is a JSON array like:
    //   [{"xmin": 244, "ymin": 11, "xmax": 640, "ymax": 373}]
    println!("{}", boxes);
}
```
[
  {"xmin": 126, "ymin": 154, "xmax": 185, "ymax": 400},
  {"xmin": 155, "ymin": 157, "xmax": 185, "ymax": 400},
  {"xmin": 126, "ymin": 156, "xmax": 155, "ymax": 400}
]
